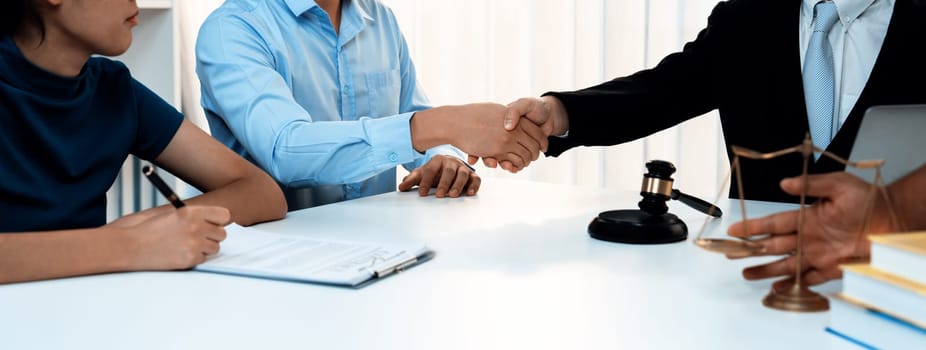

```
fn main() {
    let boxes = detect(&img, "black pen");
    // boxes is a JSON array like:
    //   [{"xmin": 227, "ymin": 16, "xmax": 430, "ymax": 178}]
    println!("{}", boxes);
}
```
[
  {"xmin": 461, "ymin": 160, "xmax": 476, "ymax": 172},
  {"xmin": 142, "ymin": 164, "xmax": 185, "ymax": 208}
]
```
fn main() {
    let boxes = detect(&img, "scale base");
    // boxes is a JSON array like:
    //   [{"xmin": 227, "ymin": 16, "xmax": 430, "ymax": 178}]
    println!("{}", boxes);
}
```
[
  {"xmin": 588, "ymin": 209, "xmax": 687, "ymax": 244},
  {"xmin": 762, "ymin": 280, "xmax": 830, "ymax": 312}
]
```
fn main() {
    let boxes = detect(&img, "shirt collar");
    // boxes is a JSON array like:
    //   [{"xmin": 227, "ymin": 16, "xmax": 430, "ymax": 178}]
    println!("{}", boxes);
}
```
[
  {"xmin": 285, "ymin": 0, "xmax": 314, "ymax": 16},
  {"xmin": 284, "ymin": 0, "xmax": 374, "ymax": 22},
  {"xmin": 802, "ymin": 0, "xmax": 880, "ymax": 26}
]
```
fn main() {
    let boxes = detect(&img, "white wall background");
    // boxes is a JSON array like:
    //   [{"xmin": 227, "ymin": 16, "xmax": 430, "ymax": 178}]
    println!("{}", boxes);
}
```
[{"xmin": 176, "ymin": 0, "xmax": 729, "ymax": 200}]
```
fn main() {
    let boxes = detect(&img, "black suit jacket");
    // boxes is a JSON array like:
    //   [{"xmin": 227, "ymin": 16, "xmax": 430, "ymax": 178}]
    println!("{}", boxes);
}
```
[{"xmin": 546, "ymin": 0, "xmax": 926, "ymax": 203}]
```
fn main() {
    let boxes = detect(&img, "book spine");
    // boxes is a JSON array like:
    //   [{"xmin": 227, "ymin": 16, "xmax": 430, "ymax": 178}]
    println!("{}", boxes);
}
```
[{"xmin": 824, "ymin": 327, "xmax": 877, "ymax": 350}]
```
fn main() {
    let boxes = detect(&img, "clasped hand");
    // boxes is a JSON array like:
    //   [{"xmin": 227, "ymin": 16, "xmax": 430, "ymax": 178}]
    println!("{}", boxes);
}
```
[{"xmin": 462, "ymin": 97, "xmax": 569, "ymax": 172}]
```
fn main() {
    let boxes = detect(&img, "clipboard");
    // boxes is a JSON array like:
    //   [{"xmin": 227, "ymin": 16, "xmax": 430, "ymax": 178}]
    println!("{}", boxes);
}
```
[
  {"xmin": 353, "ymin": 250, "xmax": 436, "ymax": 289},
  {"xmin": 194, "ymin": 224, "xmax": 434, "ymax": 288}
]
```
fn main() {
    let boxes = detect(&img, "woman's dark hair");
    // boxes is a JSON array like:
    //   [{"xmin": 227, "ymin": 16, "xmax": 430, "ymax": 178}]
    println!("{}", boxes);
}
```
[{"xmin": 1, "ymin": 0, "xmax": 44, "ymax": 39}]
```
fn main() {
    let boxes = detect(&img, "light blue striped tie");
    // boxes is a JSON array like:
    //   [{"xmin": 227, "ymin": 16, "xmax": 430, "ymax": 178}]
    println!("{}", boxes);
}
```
[{"xmin": 803, "ymin": 1, "xmax": 839, "ymax": 159}]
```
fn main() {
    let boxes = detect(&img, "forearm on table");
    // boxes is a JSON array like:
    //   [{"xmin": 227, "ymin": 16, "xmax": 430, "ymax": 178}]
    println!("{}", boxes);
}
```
[{"xmin": 0, "ymin": 227, "xmax": 132, "ymax": 284}]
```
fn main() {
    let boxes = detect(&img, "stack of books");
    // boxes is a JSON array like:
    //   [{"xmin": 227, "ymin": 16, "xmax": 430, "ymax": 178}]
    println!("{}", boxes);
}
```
[{"xmin": 826, "ymin": 232, "xmax": 926, "ymax": 349}]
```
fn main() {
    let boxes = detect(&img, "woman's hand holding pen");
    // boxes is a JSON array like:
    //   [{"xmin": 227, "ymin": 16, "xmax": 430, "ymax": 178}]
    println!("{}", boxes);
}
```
[{"xmin": 113, "ymin": 206, "xmax": 231, "ymax": 270}]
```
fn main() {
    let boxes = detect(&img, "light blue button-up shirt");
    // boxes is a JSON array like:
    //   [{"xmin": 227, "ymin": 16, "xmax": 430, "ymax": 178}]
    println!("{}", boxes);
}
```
[{"xmin": 196, "ymin": 0, "xmax": 463, "ymax": 209}]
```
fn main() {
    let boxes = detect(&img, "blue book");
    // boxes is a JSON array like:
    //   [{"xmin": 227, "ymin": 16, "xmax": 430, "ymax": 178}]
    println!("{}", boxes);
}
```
[{"xmin": 826, "ymin": 293, "xmax": 926, "ymax": 349}]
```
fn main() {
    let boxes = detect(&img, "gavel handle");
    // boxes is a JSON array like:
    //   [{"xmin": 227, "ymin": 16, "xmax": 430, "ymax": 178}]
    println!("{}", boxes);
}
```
[{"xmin": 671, "ymin": 189, "xmax": 723, "ymax": 217}]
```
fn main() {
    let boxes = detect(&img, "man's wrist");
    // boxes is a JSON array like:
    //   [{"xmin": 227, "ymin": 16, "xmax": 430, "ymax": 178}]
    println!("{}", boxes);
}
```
[
  {"xmin": 410, "ymin": 107, "xmax": 453, "ymax": 153},
  {"xmin": 542, "ymin": 95, "xmax": 569, "ymax": 137}
]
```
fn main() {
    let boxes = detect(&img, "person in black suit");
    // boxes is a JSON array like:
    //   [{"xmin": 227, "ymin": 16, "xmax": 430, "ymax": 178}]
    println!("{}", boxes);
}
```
[{"xmin": 493, "ymin": 0, "xmax": 926, "ymax": 203}]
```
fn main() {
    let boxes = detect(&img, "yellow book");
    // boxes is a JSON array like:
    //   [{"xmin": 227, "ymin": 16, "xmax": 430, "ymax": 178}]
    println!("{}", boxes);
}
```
[
  {"xmin": 839, "ymin": 263, "xmax": 926, "ymax": 327},
  {"xmin": 869, "ymin": 231, "xmax": 926, "ymax": 285}
]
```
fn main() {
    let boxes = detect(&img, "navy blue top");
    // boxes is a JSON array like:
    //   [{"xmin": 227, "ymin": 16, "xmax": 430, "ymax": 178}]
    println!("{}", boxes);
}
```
[{"xmin": 0, "ymin": 36, "xmax": 183, "ymax": 232}]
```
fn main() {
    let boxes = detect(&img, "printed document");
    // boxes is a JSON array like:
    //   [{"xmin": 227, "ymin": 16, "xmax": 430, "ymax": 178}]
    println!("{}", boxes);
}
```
[{"xmin": 195, "ymin": 224, "xmax": 432, "ymax": 287}]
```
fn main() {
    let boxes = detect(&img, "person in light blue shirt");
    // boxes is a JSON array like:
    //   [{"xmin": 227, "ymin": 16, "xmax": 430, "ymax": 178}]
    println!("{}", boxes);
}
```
[{"xmin": 197, "ymin": 0, "xmax": 546, "ymax": 210}]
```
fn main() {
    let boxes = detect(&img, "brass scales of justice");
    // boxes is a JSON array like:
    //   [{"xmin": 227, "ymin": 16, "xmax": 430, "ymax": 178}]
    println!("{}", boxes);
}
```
[{"xmin": 692, "ymin": 134, "xmax": 900, "ymax": 312}]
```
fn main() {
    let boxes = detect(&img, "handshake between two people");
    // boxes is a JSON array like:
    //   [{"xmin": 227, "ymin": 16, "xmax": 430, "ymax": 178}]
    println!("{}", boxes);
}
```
[{"xmin": 409, "ymin": 96, "xmax": 571, "ymax": 174}]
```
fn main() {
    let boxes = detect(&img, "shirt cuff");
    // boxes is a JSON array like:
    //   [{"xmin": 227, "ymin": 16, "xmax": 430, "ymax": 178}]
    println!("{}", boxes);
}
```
[
  {"xmin": 426, "ymin": 144, "xmax": 466, "ymax": 161},
  {"xmin": 364, "ymin": 112, "xmax": 423, "ymax": 167}
]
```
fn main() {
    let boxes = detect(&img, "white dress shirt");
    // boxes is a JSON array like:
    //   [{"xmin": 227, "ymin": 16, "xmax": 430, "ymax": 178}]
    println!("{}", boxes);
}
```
[{"xmin": 800, "ymin": 0, "xmax": 894, "ymax": 136}]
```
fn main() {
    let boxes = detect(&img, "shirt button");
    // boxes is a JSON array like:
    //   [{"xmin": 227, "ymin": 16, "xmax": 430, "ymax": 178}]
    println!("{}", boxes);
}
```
[{"xmin": 388, "ymin": 153, "xmax": 398, "ymax": 162}]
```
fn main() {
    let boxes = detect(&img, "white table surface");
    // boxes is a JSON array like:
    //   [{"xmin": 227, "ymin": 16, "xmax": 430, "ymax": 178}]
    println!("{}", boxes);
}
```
[{"xmin": 0, "ymin": 179, "xmax": 849, "ymax": 350}]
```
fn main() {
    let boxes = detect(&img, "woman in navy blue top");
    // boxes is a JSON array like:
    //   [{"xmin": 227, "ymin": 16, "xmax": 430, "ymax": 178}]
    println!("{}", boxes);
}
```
[{"xmin": 0, "ymin": 0, "xmax": 287, "ymax": 284}]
